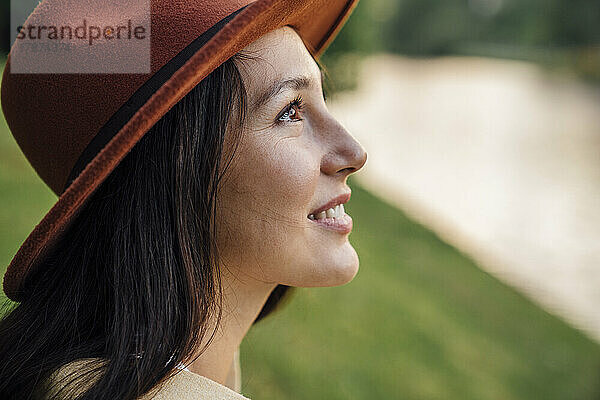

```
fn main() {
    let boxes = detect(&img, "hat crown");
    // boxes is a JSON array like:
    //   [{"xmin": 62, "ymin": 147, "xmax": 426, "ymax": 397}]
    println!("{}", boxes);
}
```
[{"xmin": 1, "ymin": 0, "xmax": 255, "ymax": 196}]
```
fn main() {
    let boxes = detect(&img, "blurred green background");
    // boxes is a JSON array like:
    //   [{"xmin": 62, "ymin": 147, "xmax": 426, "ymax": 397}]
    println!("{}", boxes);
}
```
[
  {"xmin": 319, "ymin": 0, "xmax": 600, "ymax": 92},
  {"xmin": 2, "ymin": 0, "xmax": 600, "ymax": 399}
]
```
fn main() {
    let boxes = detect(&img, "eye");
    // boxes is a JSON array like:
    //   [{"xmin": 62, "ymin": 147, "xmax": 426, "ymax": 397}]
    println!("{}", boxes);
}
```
[{"xmin": 276, "ymin": 95, "xmax": 304, "ymax": 124}]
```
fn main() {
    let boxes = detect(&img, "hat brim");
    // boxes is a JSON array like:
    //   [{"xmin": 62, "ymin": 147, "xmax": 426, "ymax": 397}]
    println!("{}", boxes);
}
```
[{"xmin": 3, "ymin": 0, "xmax": 359, "ymax": 301}]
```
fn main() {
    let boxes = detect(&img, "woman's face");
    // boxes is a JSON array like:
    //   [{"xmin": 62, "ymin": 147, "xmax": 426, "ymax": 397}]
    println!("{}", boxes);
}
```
[{"xmin": 216, "ymin": 26, "xmax": 367, "ymax": 288}]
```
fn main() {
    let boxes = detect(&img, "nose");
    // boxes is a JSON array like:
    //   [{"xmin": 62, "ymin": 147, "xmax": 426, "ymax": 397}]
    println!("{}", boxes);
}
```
[{"xmin": 320, "ymin": 118, "xmax": 367, "ymax": 177}]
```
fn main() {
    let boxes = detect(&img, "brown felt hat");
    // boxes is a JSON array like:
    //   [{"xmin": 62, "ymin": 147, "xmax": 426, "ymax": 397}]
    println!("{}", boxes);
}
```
[{"xmin": 1, "ymin": 0, "xmax": 359, "ymax": 301}]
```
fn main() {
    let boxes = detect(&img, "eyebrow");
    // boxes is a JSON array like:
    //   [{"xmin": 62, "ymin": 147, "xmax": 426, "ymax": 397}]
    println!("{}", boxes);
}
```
[{"xmin": 250, "ymin": 68, "xmax": 325, "ymax": 113}]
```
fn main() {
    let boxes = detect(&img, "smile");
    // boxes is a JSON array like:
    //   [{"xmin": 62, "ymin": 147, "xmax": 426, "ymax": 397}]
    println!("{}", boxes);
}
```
[
  {"xmin": 307, "ymin": 193, "xmax": 353, "ymax": 234},
  {"xmin": 308, "ymin": 203, "xmax": 345, "ymax": 220}
]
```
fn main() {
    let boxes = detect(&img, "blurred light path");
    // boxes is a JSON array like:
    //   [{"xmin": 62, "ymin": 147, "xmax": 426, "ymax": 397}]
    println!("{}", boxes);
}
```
[{"xmin": 329, "ymin": 54, "xmax": 600, "ymax": 342}]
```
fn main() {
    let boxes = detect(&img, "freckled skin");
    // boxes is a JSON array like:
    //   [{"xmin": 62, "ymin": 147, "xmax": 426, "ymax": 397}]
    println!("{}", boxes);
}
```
[{"xmin": 215, "ymin": 26, "xmax": 367, "ymax": 288}]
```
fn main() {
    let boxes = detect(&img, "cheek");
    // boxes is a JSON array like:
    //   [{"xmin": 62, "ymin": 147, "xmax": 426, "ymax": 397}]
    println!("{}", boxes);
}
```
[
  {"xmin": 234, "ymin": 136, "xmax": 317, "ymax": 213},
  {"xmin": 215, "ymin": 133, "xmax": 320, "ymax": 272},
  {"xmin": 253, "ymin": 140, "xmax": 318, "ymax": 215}
]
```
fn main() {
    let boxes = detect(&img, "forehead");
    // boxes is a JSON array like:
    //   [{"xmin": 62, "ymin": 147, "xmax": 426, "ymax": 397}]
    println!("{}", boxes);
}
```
[{"xmin": 235, "ymin": 26, "xmax": 322, "ymax": 92}]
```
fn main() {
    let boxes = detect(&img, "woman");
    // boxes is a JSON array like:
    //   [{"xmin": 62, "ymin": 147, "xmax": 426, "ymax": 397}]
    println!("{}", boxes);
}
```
[{"xmin": 0, "ymin": 0, "xmax": 366, "ymax": 398}]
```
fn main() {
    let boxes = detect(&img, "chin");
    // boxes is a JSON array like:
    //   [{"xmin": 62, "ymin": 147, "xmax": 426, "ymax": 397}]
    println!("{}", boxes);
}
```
[
  {"xmin": 290, "ymin": 241, "xmax": 360, "ymax": 288},
  {"xmin": 326, "ymin": 244, "xmax": 360, "ymax": 286}
]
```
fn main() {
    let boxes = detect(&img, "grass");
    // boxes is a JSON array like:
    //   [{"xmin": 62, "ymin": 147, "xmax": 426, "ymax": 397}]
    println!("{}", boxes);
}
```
[{"xmin": 1, "ymin": 58, "xmax": 599, "ymax": 399}]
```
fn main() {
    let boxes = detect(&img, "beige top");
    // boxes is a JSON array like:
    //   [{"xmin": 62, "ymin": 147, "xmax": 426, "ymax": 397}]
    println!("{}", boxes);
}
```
[{"xmin": 46, "ymin": 356, "xmax": 251, "ymax": 400}]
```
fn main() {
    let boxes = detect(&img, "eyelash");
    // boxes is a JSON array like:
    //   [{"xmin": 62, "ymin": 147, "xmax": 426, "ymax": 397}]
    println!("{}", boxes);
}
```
[{"xmin": 276, "ymin": 95, "xmax": 304, "ymax": 124}]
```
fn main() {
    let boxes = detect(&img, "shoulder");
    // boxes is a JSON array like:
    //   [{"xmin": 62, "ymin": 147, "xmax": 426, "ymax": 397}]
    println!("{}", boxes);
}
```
[
  {"xmin": 142, "ymin": 368, "xmax": 252, "ymax": 400},
  {"xmin": 45, "ymin": 358, "xmax": 252, "ymax": 400},
  {"xmin": 44, "ymin": 358, "xmax": 107, "ymax": 399}
]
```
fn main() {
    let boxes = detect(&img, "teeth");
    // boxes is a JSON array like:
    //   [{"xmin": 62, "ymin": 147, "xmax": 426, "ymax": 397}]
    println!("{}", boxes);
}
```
[{"xmin": 309, "ymin": 204, "xmax": 347, "ymax": 221}]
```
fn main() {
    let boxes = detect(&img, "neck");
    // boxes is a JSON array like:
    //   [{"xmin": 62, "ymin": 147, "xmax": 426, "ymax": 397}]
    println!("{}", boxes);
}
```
[{"xmin": 186, "ymin": 266, "xmax": 277, "ymax": 387}]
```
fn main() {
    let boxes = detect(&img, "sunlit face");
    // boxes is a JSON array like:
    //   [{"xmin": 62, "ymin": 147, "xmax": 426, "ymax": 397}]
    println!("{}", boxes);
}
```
[{"xmin": 215, "ymin": 26, "xmax": 367, "ymax": 288}]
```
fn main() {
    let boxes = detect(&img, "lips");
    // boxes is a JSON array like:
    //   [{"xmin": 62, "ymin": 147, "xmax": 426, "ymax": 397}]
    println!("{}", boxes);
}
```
[
  {"xmin": 307, "ymin": 191, "xmax": 353, "ymax": 234},
  {"xmin": 307, "ymin": 192, "xmax": 351, "ymax": 219}
]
